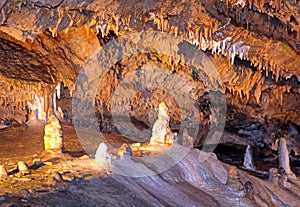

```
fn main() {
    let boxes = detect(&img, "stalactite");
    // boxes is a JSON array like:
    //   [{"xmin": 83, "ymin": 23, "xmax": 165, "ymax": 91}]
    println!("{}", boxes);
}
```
[
  {"xmin": 113, "ymin": 14, "xmax": 119, "ymax": 36},
  {"xmin": 204, "ymin": 26, "xmax": 209, "ymax": 41},
  {"xmin": 96, "ymin": 22, "xmax": 107, "ymax": 38},
  {"xmin": 69, "ymin": 84, "xmax": 75, "ymax": 98},
  {"xmin": 55, "ymin": 83, "xmax": 61, "ymax": 100},
  {"xmin": 199, "ymin": 28, "xmax": 203, "ymax": 49},
  {"xmin": 53, "ymin": 89, "xmax": 57, "ymax": 115},
  {"xmin": 280, "ymin": 86, "xmax": 283, "ymax": 106},
  {"xmin": 49, "ymin": 8, "xmax": 64, "ymax": 38},
  {"xmin": 44, "ymin": 87, "xmax": 50, "ymax": 122}
]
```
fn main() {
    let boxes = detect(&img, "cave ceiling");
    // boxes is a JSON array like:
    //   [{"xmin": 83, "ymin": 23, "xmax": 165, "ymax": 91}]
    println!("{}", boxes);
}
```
[{"xmin": 0, "ymin": 0, "xmax": 299, "ymax": 129}]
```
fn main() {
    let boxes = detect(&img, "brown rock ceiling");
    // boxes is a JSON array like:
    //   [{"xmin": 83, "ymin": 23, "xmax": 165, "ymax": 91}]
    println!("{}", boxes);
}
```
[{"xmin": 0, "ymin": 0, "xmax": 299, "ymax": 148}]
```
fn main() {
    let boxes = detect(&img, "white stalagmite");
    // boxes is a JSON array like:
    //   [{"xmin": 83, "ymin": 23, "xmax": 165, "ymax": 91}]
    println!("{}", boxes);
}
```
[
  {"xmin": 278, "ymin": 138, "xmax": 296, "ymax": 179},
  {"xmin": 95, "ymin": 142, "xmax": 111, "ymax": 169},
  {"xmin": 243, "ymin": 145, "xmax": 256, "ymax": 170},
  {"xmin": 150, "ymin": 102, "xmax": 174, "ymax": 144}
]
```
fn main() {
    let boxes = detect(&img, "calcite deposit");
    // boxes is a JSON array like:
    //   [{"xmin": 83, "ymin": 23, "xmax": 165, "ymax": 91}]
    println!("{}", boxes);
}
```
[
  {"xmin": 150, "ymin": 102, "xmax": 174, "ymax": 144},
  {"xmin": 43, "ymin": 114, "xmax": 64, "ymax": 153},
  {"xmin": 95, "ymin": 142, "xmax": 111, "ymax": 169}
]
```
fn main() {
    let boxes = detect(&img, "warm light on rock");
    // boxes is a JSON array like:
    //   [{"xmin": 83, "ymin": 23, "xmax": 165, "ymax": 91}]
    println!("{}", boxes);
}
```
[
  {"xmin": 150, "ymin": 102, "xmax": 174, "ymax": 144},
  {"xmin": 17, "ymin": 161, "xmax": 29, "ymax": 175},
  {"xmin": 226, "ymin": 166, "xmax": 244, "ymax": 191},
  {"xmin": 0, "ymin": 165, "xmax": 8, "ymax": 177},
  {"xmin": 43, "ymin": 115, "xmax": 64, "ymax": 153}
]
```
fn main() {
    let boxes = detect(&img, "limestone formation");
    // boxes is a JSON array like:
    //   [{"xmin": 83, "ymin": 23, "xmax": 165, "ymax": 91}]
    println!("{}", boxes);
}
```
[
  {"xmin": 0, "ymin": 165, "xmax": 8, "ymax": 177},
  {"xmin": 17, "ymin": 161, "xmax": 29, "ymax": 175},
  {"xmin": 243, "ymin": 145, "xmax": 256, "ymax": 170},
  {"xmin": 43, "ymin": 114, "xmax": 64, "ymax": 153},
  {"xmin": 150, "ymin": 102, "xmax": 174, "ymax": 144},
  {"xmin": 278, "ymin": 167, "xmax": 290, "ymax": 188},
  {"xmin": 278, "ymin": 138, "xmax": 296, "ymax": 179},
  {"xmin": 226, "ymin": 166, "xmax": 244, "ymax": 191},
  {"xmin": 95, "ymin": 142, "xmax": 111, "ymax": 169}
]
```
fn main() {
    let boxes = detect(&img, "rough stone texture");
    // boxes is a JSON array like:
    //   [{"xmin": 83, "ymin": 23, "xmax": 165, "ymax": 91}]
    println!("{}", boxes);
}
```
[{"xmin": 43, "ymin": 114, "xmax": 64, "ymax": 153}]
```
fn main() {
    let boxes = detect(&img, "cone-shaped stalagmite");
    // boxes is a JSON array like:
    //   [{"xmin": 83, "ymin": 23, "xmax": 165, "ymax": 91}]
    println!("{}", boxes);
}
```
[
  {"xmin": 278, "ymin": 138, "xmax": 296, "ymax": 179},
  {"xmin": 226, "ymin": 166, "xmax": 244, "ymax": 191},
  {"xmin": 150, "ymin": 102, "xmax": 174, "ymax": 144},
  {"xmin": 43, "ymin": 114, "xmax": 64, "ymax": 153}
]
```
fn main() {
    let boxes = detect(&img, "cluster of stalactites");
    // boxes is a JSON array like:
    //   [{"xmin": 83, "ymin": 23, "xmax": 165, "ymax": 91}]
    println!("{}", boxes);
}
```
[{"xmin": 0, "ymin": 75, "xmax": 75, "ymax": 123}]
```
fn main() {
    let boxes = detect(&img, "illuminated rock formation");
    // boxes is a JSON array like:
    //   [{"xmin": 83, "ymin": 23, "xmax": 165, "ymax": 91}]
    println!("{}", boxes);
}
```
[
  {"xmin": 0, "ymin": 165, "xmax": 7, "ymax": 177},
  {"xmin": 43, "ymin": 115, "xmax": 64, "ymax": 153},
  {"xmin": 278, "ymin": 138, "xmax": 296, "ymax": 179},
  {"xmin": 95, "ymin": 142, "xmax": 111, "ymax": 169},
  {"xmin": 150, "ymin": 102, "xmax": 174, "ymax": 144},
  {"xmin": 226, "ymin": 166, "xmax": 244, "ymax": 191},
  {"xmin": 17, "ymin": 161, "xmax": 29, "ymax": 175},
  {"xmin": 243, "ymin": 145, "xmax": 256, "ymax": 170}
]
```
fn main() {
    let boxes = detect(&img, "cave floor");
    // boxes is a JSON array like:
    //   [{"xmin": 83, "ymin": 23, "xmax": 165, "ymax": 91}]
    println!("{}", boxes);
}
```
[
  {"xmin": 0, "ymin": 121, "xmax": 299, "ymax": 206},
  {"xmin": 0, "ymin": 121, "xmax": 151, "ymax": 206}
]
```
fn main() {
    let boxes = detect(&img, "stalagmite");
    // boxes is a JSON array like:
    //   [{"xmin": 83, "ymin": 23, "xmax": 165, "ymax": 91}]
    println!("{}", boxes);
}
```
[
  {"xmin": 278, "ymin": 138, "xmax": 296, "ymax": 179},
  {"xmin": 268, "ymin": 168, "xmax": 279, "ymax": 188},
  {"xmin": 95, "ymin": 142, "xmax": 111, "ymax": 169},
  {"xmin": 243, "ymin": 145, "xmax": 256, "ymax": 170},
  {"xmin": 43, "ymin": 115, "xmax": 64, "ymax": 153},
  {"xmin": 150, "ymin": 102, "xmax": 174, "ymax": 144},
  {"xmin": 17, "ymin": 161, "xmax": 29, "ymax": 175},
  {"xmin": 0, "ymin": 165, "xmax": 7, "ymax": 177},
  {"xmin": 226, "ymin": 166, "xmax": 244, "ymax": 191}
]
